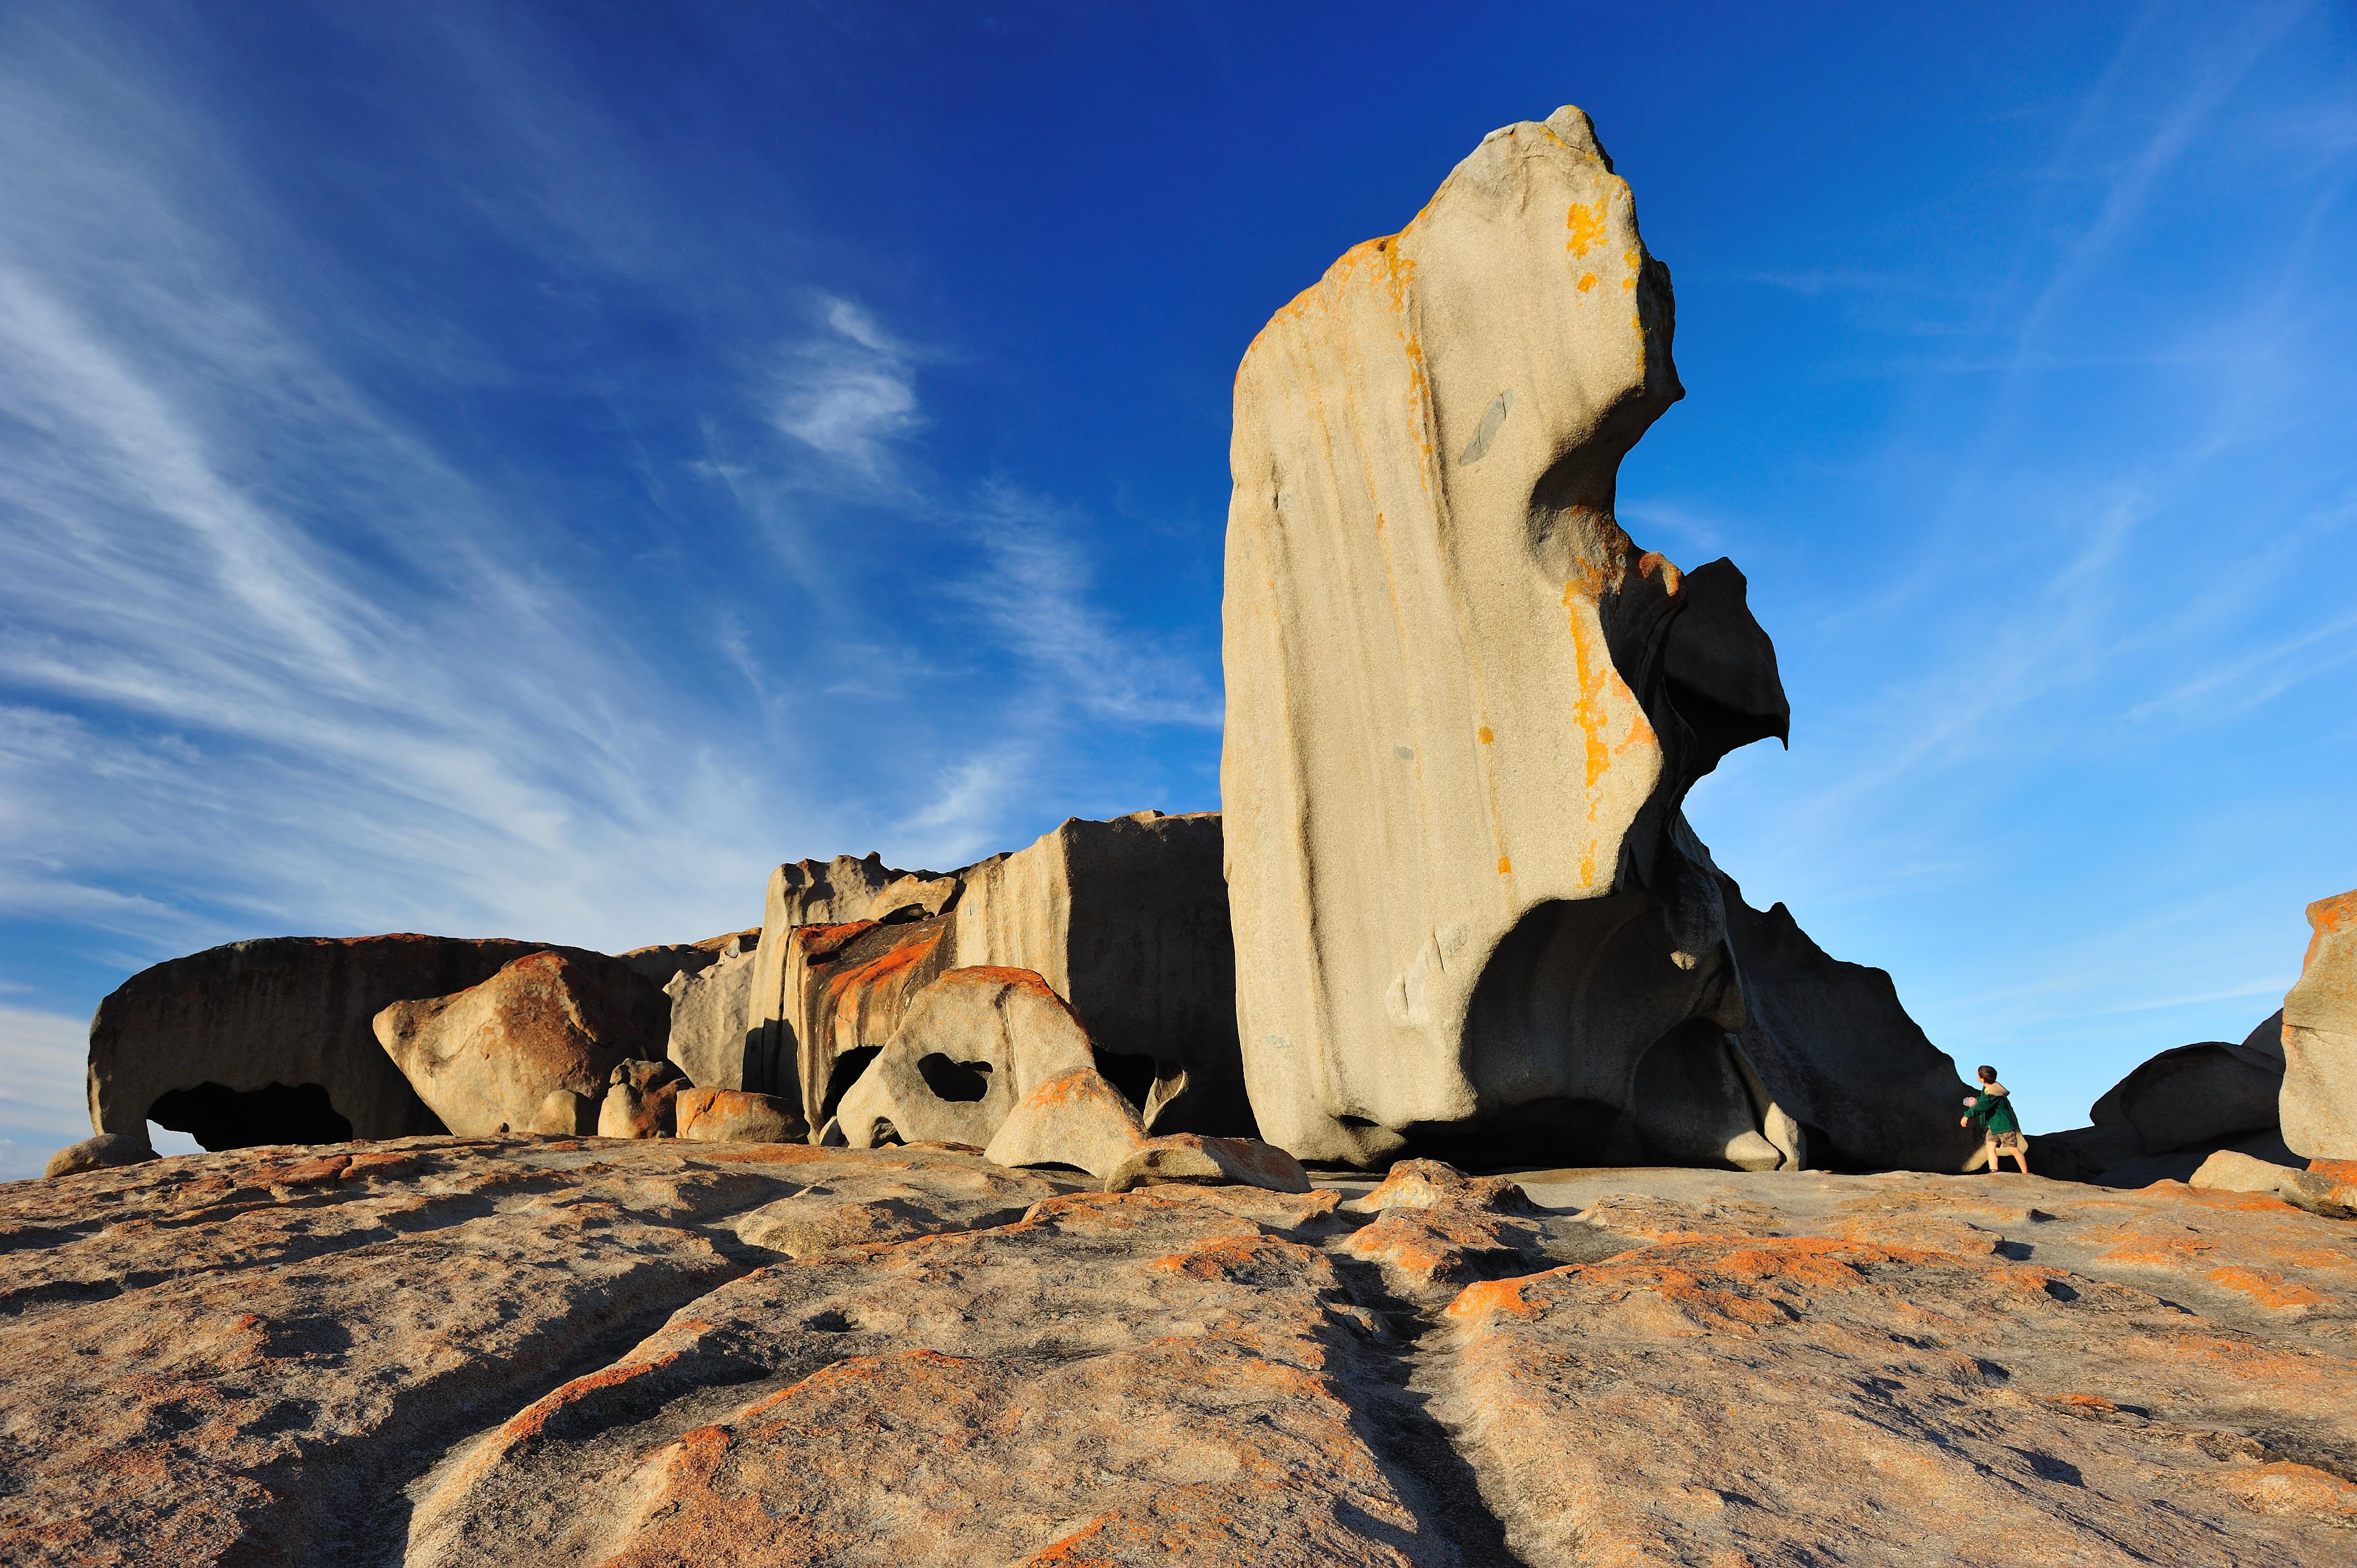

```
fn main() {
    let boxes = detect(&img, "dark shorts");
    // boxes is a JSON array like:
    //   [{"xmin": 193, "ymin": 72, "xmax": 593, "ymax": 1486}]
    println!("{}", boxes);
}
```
[{"xmin": 1988, "ymin": 1131, "xmax": 2026, "ymax": 1152}]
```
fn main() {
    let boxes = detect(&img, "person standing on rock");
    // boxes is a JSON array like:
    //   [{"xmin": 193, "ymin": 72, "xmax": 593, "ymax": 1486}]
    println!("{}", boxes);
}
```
[{"xmin": 1963, "ymin": 1066, "xmax": 2029, "ymax": 1174}]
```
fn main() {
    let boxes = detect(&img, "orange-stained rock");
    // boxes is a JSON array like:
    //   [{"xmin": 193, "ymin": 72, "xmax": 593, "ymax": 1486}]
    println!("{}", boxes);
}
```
[
  {"xmin": 837, "ymin": 967, "xmax": 1099, "ymax": 1151},
  {"xmin": 0, "ymin": 1138, "xmax": 1069, "ymax": 1566},
  {"xmin": 397, "ymin": 1180, "xmax": 1427, "ymax": 1568},
  {"xmin": 1102, "ymin": 1133, "xmax": 1311, "ymax": 1194},
  {"xmin": 983, "ymin": 1065, "xmax": 1147, "ymax": 1177},
  {"xmin": 11, "ymin": 1144, "xmax": 2357, "ymax": 1563},
  {"xmin": 2191, "ymin": 1148, "xmax": 2357, "ymax": 1219},
  {"xmin": 2283, "ymin": 888, "xmax": 2357, "ymax": 1160},
  {"xmin": 375, "ymin": 951, "xmax": 659, "ymax": 1137},
  {"xmin": 787, "ymin": 915, "xmax": 954, "ymax": 1133},
  {"xmin": 674, "ymin": 1086, "xmax": 804, "ymax": 1144},
  {"xmin": 1433, "ymin": 1166, "xmax": 2357, "ymax": 1566}
]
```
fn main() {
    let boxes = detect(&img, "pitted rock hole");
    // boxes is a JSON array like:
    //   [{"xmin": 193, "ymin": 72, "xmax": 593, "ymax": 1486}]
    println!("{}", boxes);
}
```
[
  {"xmin": 147, "ymin": 1081, "xmax": 354, "ymax": 1151},
  {"xmin": 916, "ymin": 1054, "xmax": 993, "ymax": 1102},
  {"xmin": 821, "ymin": 1046, "xmax": 882, "ymax": 1121}
]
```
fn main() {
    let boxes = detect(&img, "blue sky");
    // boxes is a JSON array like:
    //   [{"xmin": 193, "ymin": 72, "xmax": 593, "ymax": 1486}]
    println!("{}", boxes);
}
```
[{"xmin": 2, "ymin": 2, "xmax": 2352, "ymax": 1175}]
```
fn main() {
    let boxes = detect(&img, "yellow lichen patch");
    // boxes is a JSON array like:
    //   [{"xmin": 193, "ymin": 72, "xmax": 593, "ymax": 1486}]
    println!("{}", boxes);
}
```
[
  {"xmin": 1562, "ymin": 581, "xmax": 1614, "ymax": 790},
  {"xmin": 1566, "ymin": 198, "xmax": 1608, "ymax": 257},
  {"xmin": 1577, "ymin": 272, "xmax": 1597, "ymax": 292},
  {"xmin": 1478, "ymin": 725, "xmax": 1494, "ymax": 743},
  {"xmin": 1497, "ymin": 857, "xmax": 1512, "ymax": 876}
]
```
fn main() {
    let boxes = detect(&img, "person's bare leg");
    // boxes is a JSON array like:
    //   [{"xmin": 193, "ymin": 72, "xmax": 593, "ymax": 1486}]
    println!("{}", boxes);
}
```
[{"xmin": 2005, "ymin": 1146, "xmax": 2030, "ymax": 1174}]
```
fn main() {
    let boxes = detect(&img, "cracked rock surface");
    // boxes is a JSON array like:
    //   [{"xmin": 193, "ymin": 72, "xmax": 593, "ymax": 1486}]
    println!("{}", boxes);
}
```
[{"xmin": 4, "ymin": 1145, "xmax": 2354, "ymax": 1565}]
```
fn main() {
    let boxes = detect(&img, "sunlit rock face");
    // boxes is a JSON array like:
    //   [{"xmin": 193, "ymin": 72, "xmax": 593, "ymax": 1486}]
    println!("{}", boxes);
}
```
[{"xmin": 1223, "ymin": 106, "xmax": 1969, "ymax": 1169}]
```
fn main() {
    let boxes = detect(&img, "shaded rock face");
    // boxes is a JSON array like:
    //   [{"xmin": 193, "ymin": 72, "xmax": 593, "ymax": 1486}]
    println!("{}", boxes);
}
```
[
  {"xmin": 1221, "ymin": 105, "xmax": 1965, "ymax": 1168},
  {"xmin": 86, "ymin": 935, "xmax": 642, "ymax": 1148},
  {"xmin": 2283, "ymin": 890, "xmax": 2357, "ymax": 1160},
  {"xmin": 2038, "ymin": 1005, "xmax": 2298, "ymax": 1186},
  {"xmin": 373, "ymin": 951, "xmax": 663, "ymax": 1138},
  {"xmin": 42, "ymin": 1132, "xmax": 155, "ymax": 1179},
  {"xmin": 749, "ymin": 812, "xmax": 1246, "ymax": 1141},
  {"xmin": 11, "ymin": 1144, "xmax": 2357, "ymax": 1565},
  {"xmin": 662, "ymin": 936, "xmax": 759, "ymax": 1091}
]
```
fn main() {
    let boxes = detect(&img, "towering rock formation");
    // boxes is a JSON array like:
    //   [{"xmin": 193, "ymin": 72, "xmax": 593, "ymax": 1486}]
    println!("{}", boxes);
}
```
[
  {"xmin": 1222, "ymin": 106, "xmax": 1968, "ymax": 1167},
  {"xmin": 748, "ymin": 813, "xmax": 1250, "ymax": 1139}
]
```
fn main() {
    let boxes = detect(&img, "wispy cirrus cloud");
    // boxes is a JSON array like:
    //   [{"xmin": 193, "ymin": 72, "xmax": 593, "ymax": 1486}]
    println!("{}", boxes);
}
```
[{"xmin": 774, "ymin": 296, "xmax": 924, "ymax": 474}]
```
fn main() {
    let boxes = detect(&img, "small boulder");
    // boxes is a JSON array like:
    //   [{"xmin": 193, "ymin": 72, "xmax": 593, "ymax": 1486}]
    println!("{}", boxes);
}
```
[
  {"xmin": 1359, "ymin": 1157, "xmax": 1531, "ymax": 1214},
  {"xmin": 835, "ymin": 967, "xmax": 1097, "ymax": 1151},
  {"xmin": 598, "ymin": 1060, "xmax": 687, "ymax": 1139},
  {"xmin": 984, "ymin": 1067, "xmax": 1148, "ymax": 1178},
  {"xmin": 375, "ymin": 951, "xmax": 656, "ymax": 1137},
  {"xmin": 2189, "ymin": 1148, "xmax": 2356, "ymax": 1219},
  {"xmin": 43, "ymin": 1132, "xmax": 158, "ymax": 1179},
  {"xmin": 530, "ymin": 1089, "xmax": 598, "ymax": 1136},
  {"xmin": 675, "ymin": 1087, "xmax": 805, "ymax": 1144},
  {"xmin": 1102, "ymin": 1134, "xmax": 1312, "ymax": 1195}
]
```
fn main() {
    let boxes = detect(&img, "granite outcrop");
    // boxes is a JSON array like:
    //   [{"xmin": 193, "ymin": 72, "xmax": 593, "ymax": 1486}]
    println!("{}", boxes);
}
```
[{"xmin": 7, "ymin": 1140, "xmax": 2354, "ymax": 1565}]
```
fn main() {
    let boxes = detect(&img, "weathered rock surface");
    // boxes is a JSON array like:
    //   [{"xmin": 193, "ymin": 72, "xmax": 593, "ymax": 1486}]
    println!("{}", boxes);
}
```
[
  {"xmin": 2283, "ymin": 889, "xmax": 2357, "ymax": 1160},
  {"xmin": 744, "ymin": 853, "xmax": 960, "ymax": 1101},
  {"xmin": 2092, "ymin": 1036, "xmax": 2284, "ymax": 1156},
  {"xmin": 786, "ymin": 914, "xmax": 954, "ymax": 1134},
  {"xmin": 982, "ymin": 1065, "xmax": 1148, "ymax": 1177},
  {"xmin": 8, "ymin": 1146, "xmax": 2355, "ymax": 1565},
  {"xmin": 661, "ymin": 935, "xmax": 759, "ymax": 1091},
  {"xmin": 2191, "ymin": 1148, "xmax": 2357, "ymax": 1219},
  {"xmin": 835, "ymin": 967, "xmax": 1097, "ymax": 1150},
  {"xmin": 1221, "ymin": 105, "xmax": 1967, "ymax": 1168},
  {"xmin": 597, "ymin": 1058, "xmax": 688, "ymax": 1139},
  {"xmin": 745, "ymin": 814, "xmax": 1244, "ymax": 1141},
  {"xmin": 374, "ymin": 951, "xmax": 662, "ymax": 1137},
  {"xmin": 619, "ymin": 927, "xmax": 761, "ymax": 992},
  {"xmin": 1102, "ymin": 1132, "xmax": 1314, "ymax": 1195},
  {"xmin": 40, "ymin": 1131, "xmax": 155, "ymax": 1179},
  {"xmin": 674, "ymin": 1087, "xmax": 804, "ymax": 1144},
  {"xmin": 1428, "ymin": 1165, "xmax": 2357, "ymax": 1566},
  {"xmin": 942, "ymin": 811, "xmax": 1248, "ymax": 1136},
  {"xmin": 86, "ymin": 935, "xmax": 643, "ymax": 1147}
]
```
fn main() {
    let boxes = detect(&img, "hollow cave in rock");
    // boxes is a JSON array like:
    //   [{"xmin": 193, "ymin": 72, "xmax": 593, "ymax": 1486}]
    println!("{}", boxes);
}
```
[{"xmin": 148, "ymin": 1081, "xmax": 354, "ymax": 1151}]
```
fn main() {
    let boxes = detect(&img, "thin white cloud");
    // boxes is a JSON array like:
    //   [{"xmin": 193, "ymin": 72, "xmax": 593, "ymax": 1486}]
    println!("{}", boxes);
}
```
[
  {"xmin": 963, "ymin": 483, "xmax": 1223, "ymax": 729},
  {"xmin": 774, "ymin": 295, "xmax": 922, "ymax": 472}
]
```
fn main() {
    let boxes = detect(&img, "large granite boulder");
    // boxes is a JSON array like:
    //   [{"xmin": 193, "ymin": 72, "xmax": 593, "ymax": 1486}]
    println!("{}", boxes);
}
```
[
  {"xmin": 788, "ymin": 915, "xmax": 955, "ymax": 1134},
  {"xmin": 747, "ymin": 812, "xmax": 1246, "ymax": 1141},
  {"xmin": 662, "ymin": 933, "xmax": 760, "ymax": 1090},
  {"xmin": 2282, "ymin": 890, "xmax": 2357, "ymax": 1160},
  {"xmin": 1220, "ymin": 105, "xmax": 1966, "ymax": 1167},
  {"xmin": 373, "ymin": 951, "xmax": 663, "ymax": 1137},
  {"xmin": 743, "ymin": 853, "xmax": 960, "ymax": 1099},
  {"xmin": 835, "ymin": 967, "xmax": 1098, "ymax": 1150},
  {"xmin": 942, "ymin": 811, "xmax": 1247, "ymax": 1136},
  {"xmin": 85, "ymin": 935, "xmax": 650, "ymax": 1148}
]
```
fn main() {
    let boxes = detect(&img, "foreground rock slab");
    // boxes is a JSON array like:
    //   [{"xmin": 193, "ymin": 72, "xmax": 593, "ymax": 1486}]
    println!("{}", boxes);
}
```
[{"xmin": 6, "ymin": 1150, "xmax": 2355, "ymax": 1565}]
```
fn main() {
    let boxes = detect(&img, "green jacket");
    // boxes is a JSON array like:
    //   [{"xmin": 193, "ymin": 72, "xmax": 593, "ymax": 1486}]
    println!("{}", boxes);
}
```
[{"xmin": 1969, "ymin": 1089, "xmax": 2020, "ymax": 1136}]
